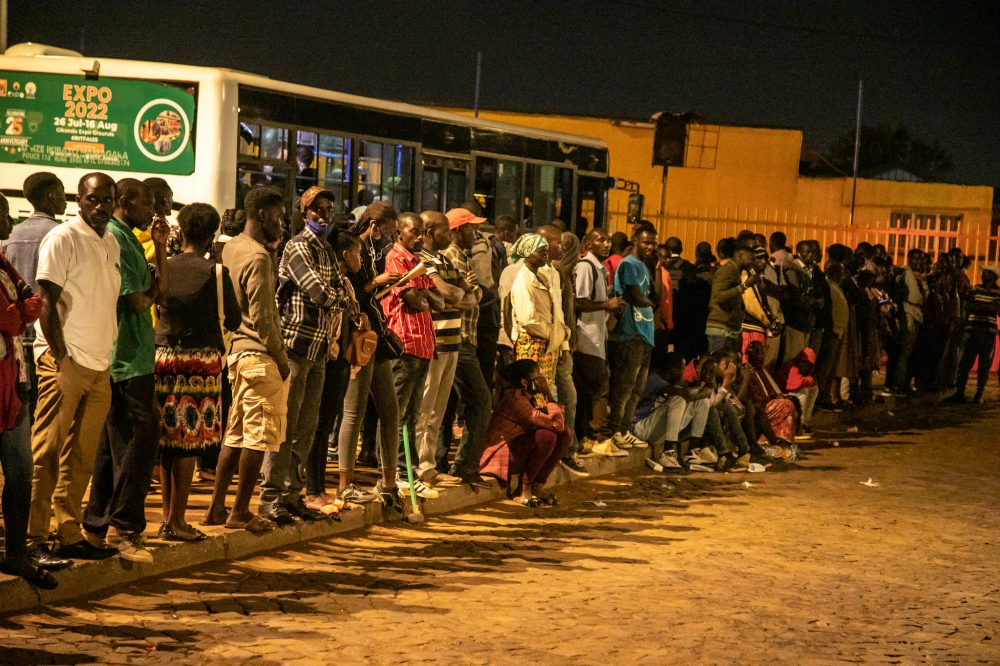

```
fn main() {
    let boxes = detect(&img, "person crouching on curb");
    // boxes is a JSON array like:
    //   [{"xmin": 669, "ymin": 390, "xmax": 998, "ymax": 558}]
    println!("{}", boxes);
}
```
[{"xmin": 480, "ymin": 360, "xmax": 569, "ymax": 508}]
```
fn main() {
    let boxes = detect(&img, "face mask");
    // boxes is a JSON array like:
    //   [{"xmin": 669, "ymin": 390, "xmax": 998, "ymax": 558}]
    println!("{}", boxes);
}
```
[{"xmin": 307, "ymin": 218, "xmax": 332, "ymax": 238}]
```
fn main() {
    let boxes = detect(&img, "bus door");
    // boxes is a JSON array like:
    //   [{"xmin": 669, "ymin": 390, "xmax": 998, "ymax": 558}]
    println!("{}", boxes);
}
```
[{"xmin": 421, "ymin": 155, "xmax": 469, "ymax": 213}]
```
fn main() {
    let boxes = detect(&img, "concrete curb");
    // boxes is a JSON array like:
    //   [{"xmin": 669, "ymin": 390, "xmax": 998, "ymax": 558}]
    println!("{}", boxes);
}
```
[{"xmin": 0, "ymin": 446, "xmax": 646, "ymax": 614}]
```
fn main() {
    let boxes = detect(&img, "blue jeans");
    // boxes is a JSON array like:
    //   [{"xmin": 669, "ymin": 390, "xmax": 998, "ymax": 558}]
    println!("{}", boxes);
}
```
[
  {"xmin": 706, "ymin": 331, "xmax": 740, "ymax": 354},
  {"xmin": 1, "ymin": 402, "xmax": 32, "ymax": 558}
]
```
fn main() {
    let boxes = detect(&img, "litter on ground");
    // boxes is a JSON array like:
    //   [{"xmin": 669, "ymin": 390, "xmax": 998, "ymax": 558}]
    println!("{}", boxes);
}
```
[
  {"xmin": 847, "ymin": 426, "xmax": 859, "ymax": 433},
  {"xmin": 833, "ymin": 441, "xmax": 840, "ymax": 447},
  {"xmin": 742, "ymin": 481, "xmax": 754, "ymax": 488},
  {"xmin": 860, "ymin": 478, "xmax": 880, "ymax": 487},
  {"xmin": 593, "ymin": 500, "xmax": 607, "ymax": 507}
]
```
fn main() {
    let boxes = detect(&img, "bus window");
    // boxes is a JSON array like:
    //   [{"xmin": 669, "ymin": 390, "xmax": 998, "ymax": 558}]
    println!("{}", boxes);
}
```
[
  {"xmin": 358, "ymin": 141, "xmax": 414, "ymax": 212},
  {"xmin": 475, "ymin": 157, "xmax": 521, "ymax": 224},
  {"xmin": 239, "ymin": 123, "xmax": 260, "ymax": 157},
  {"xmin": 445, "ymin": 167, "xmax": 467, "ymax": 212},
  {"xmin": 317, "ymin": 134, "xmax": 351, "ymax": 212},
  {"xmin": 261, "ymin": 127, "xmax": 288, "ymax": 161},
  {"xmin": 236, "ymin": 164, "xmax": 290, "ymax": 210},
  {"xmin": 295, "ymin": 131, "xmax": 318, "ymax": 196},
  {"xmin": 525, "ymin": 163, "xmax": 557, "ymax": 228},
  {"xmin": 422, "ymin": 167, "xmax": 442, "ymax": 212}
]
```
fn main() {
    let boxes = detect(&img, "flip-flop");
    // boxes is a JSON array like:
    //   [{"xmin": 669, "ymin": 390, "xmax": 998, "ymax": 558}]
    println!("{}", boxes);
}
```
[{"xmin": 224, "ymin": 516, "xmax": 275, "ymax": 533}]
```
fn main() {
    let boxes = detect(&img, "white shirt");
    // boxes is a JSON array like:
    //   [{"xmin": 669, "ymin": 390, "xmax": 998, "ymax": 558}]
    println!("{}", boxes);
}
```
[
  {"xmin": 573, "ymin": 252, "xmax": 610, "ymax": 359},
  {"xmin": 34, "ymin": 215, "xmax": 121, "ymax": 371}
]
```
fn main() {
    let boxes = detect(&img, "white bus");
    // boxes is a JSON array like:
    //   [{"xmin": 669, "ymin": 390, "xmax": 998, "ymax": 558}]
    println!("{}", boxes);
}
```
[{"xmin": 0, "ymin": 43, "xmax": 611, "ymax": 233}]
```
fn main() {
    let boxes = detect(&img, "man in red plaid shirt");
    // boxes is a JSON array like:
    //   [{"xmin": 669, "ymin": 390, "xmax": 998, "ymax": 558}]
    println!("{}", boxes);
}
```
[{"xmin": 381, "ymin": 213, "xmax": 446, "ymax": 498}]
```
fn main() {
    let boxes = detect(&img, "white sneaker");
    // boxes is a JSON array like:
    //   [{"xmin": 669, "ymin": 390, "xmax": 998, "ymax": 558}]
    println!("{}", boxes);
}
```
[
  {"xmin": 659, "ymin": 450, "xmax": 682, "ymax": 469},
  {"xmin": 592, "ymin": 438, "xmax": 629, "ymax": 457},
  {"xmin": 578, "ymin": 437, "xmax": 597, "ymax": 455},
  {"xmin": 645, "ymin": 458, "xmax": 663, "ymax": 472},
  {"xmin": 697, "ymin": 447, "xmax": 718, "ymax": 463},
  {"xmin": 108, "ymin": 529, "xmax": 153, "ymax": 564},
  {"xmin": 611, "ymin": 433, "xmax": 633, "ymax": 450},
  {"xmin": 397, "ymin": 476, "xmax": 440, "ymax": 499},
  {"xmin": 621, "ymin": 432, "xmax": 649, "ymax": 449}
]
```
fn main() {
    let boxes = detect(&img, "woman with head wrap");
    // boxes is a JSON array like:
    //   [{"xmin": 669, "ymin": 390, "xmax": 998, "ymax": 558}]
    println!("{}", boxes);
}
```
[{"xmin": 508, "ymin": 234, "xmax": 570, "ymax": 385}]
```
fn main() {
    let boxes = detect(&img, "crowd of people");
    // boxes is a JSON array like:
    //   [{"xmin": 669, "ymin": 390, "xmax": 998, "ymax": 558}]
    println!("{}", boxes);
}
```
[{"xmin": 1, "ymin": 170, "xmax": 997, "ymax": 590}]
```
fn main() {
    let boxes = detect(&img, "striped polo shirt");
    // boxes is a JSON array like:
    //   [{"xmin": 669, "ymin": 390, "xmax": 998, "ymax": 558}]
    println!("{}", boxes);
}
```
[{"xmin": 420, "ymin": 249, "xmax": 462, "ymax": 353}]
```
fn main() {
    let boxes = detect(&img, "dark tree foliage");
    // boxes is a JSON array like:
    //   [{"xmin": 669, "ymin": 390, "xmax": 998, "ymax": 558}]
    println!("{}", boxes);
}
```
[{"xmin": 802, "ymin": 121, "xmax": 955, "ymax": 182}]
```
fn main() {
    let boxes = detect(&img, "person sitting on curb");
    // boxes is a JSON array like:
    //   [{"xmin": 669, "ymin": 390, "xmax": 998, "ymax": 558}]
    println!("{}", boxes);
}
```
[
  {"xmin": 776, "ymin": 347, "xmax": 819, "ymax": 439},
  {"xmin": 740, "ymin": 341, "xmax": 798, "ymax": 460},
  {"xmin": 480, "ymin": 359, "xmax": 569, "ymax": 508},
  {"xmin": 631, "ymin": 351, "xmax": 713, "ymax": 472}
]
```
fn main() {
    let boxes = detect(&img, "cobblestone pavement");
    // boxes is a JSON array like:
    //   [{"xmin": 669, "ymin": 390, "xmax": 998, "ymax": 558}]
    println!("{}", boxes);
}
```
[{"xmin": 1, "ymin": 402, "xmax": 999, "ymax": 665}]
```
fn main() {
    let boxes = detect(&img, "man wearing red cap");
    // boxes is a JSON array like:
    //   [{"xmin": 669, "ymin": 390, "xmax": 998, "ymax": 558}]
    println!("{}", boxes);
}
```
[{"xmin": 437, "ymin": 208, "xmax": 493, "ymax": 486}]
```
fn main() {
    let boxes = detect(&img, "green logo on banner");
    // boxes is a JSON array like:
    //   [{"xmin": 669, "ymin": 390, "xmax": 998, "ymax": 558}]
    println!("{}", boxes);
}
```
[{"xmin": 134, "ymin": 98, "xmax": 191, "ymax": 162}]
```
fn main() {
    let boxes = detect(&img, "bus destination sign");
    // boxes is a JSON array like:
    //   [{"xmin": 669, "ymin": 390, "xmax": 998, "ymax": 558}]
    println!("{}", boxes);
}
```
[{"xmin": 0, "ymin": 71, "xmax": 196, "ymax": 175}]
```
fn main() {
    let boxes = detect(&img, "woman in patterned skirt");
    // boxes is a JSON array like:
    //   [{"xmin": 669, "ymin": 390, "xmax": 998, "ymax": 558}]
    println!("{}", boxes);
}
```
[
  {"xmin": 509, "ymin": 233, "xmax": 569, "ymax": 384},
  {"xmin": 154, "ymin": 204, "xmax": 241, "ymax": 540}
]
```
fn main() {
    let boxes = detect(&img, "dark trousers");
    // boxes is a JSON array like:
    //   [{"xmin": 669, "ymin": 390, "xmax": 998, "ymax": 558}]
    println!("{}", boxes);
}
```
[
  {"xmin": 706, "ymin": 401, "xmax": 750, "ymax": 456},
  {"xmin": 22, "ymin": 343, "xmax": 37, "ymax": 425},
  {"xmin": 307, "ymin": 357, "xmax": 351, "ymax": 496},
  {"xmin": 434, "ymin": 343, "xmax": 491, "ymax": 477},
  {"xmin": 1, "ymin": 402, "xmax": 32, "ymax": 558},
  {"xmin": 573, "ymin": 350, "xmax": 611, "ymax": 441},
  {"xmin": 956, "ymin": 330, "xmax": 996, "ymax": 397},
  {"xmin": 83, "ymin": 373, "xmax": 159, "ymax": 536},
  {"xmin": 889, "ymin": 319, "xmax": 920, "ymax": 390},
  {"xmin": 477, "ymin": 301, "xmax": 501, "ymax": 391},
  {"xmin": 393, "ymin": 354, "xmax": 430, "ymax": 475},
  {"xmin": 608, "ymin": 337, "xmax": 653, "ymax": 435}
]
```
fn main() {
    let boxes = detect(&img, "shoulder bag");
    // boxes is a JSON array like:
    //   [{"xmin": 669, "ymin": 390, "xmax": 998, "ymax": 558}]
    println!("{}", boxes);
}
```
[{"xmin": 216, "ymin": 263, "xmax": 234, "ymax": 358}]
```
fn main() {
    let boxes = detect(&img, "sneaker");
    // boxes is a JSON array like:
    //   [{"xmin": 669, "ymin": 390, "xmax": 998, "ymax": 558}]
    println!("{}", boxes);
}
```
[
  {"xmin": 376, "ymin": 481, "xmax": 404, "ymax": 514},
  {"xmin": 697, "ymin": 447, "xmax": 718, "ymax": 463},
  {"xmin": 431, "ymin": 473, "xmax": 463, "ymax": 487},
  {"xmin": 658, "ymin": 450, "xmax": 682, "ymax": 469},
  {"xmin": 578, "ymin": 437, "xmax": 596, "ymax": 455},
  {"xmin": 611, "ymin": 432, "xmax": 633, "ymax": 449},
  {"xmin": 108, "ymin": 530, "xmax": 153, "ymax": 564},
  {"xmin": 945, "ymin": 392, "xmax": 966, "ymax": 404},
  {"xmin": 397, "ymin": 475, "xmax": 440, "ymax": 499},
  {"xmin": 416, "ymin": 465, "xmax": 439, "ymax": 482},
  {"xmin": 688, "ymin": 462, "xmax": 714, "ymax": 473},
  {"xmin": 645, "ymin": 458, "xmax": 663, "ymax": 472},
  {"xmin": 339, "ymin": 483, "xmax": 379, "ymax": 504},
  {"xmin": 621, "ymin": 432, "xmax": 649, "ymax": 449},
  {"xmin": 879, "ymin": 389, "xmax": 894, "ymax": 398},
  {"xmin": 81, "ymin": 529, "xmax": 108, "ymax": 549},
  {"xmin": 591, "ymin": 438, "xmax": 628, "ymax": 457},
  {"xmin": 560, "ymin": 455, "xmax": 591, "ymax": 477}
]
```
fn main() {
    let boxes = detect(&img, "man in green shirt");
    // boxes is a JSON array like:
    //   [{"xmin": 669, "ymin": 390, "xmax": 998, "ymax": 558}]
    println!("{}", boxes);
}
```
[{"xmin": 82, "ymin": 179, "xmax": 170, "ymax": 564}]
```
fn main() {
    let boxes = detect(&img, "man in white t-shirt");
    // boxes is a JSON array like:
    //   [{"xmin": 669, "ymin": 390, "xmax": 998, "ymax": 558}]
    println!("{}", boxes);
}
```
[
  {"xmin": 27, "ymin": 172, "xmax": 122, "ymax": 563},
  {"xmin": 572, "ymin": 228, "xmax": 624, "ymax": 453}
]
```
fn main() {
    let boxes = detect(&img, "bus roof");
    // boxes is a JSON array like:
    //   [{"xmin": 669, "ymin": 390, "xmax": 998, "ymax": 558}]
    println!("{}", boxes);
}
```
[{"xmin": 0, "ymin": 50, "xmax": 608, "ymax": 150}]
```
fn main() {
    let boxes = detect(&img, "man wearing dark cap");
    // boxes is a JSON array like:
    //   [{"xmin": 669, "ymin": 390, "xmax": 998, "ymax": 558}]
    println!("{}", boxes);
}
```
[{"xmin": 259, "ymin": 186, "xmax": 350, "ymax": 524}]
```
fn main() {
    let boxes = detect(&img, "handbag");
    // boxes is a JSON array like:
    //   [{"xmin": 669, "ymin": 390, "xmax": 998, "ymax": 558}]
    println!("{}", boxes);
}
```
[
  {"xmin": 215, "ymin": 263, "xmax": 234, "ymax": 358},
  {"xmin": 345, "ymin": 317, "xmax": 379, "ymax": 366},
  {"xmin": 376, "ymin": 328, "xmax": 404, "ymax": 362}
]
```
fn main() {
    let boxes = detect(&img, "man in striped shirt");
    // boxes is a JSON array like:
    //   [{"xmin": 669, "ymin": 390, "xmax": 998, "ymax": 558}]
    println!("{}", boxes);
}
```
[
  {"xmin": 414, "ymin": 211, "xmax": 477, "ymax": 484},
  {"xmin": 260, "ymin": 186, "xmax": 349, "ymax": 524},
  {"xmin": 382, "ymin": 213, "xmax": 446, "ymax": 498},
  {"xmin": 949, "ymin": 267, "xmax": 1000, "ymax": 404}
]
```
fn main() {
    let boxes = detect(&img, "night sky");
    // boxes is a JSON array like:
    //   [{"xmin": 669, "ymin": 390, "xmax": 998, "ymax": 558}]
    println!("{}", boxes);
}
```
[{"xmin": 8, "ymin": 0, "xmax": 999, "ymax": 188}]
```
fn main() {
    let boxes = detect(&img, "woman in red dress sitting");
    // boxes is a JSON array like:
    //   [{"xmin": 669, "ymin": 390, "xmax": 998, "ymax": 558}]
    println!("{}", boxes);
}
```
[{"xmin": 480, "ymin": 359, "xmax": 571, "ymax": 507}]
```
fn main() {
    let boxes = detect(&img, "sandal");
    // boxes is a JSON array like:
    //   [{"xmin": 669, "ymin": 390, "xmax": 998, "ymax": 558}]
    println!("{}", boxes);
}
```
[
  {"xmin": 537, "ymin": 494, "xmax": 558, "ymax": 507},
  {"xmin": 158, "ymin": 522, "xmax": 208, "ymax": 541},
  {"xmin": 519, "ymin": 496, "xmax": 540, "ymax": 508},
  {"xmin": 305, "ymin": 497, "xmax": 345, "ymax": 517},
  {"xmin": 224, "ymin": 516, "xmax": 275, "ymax": 534}
]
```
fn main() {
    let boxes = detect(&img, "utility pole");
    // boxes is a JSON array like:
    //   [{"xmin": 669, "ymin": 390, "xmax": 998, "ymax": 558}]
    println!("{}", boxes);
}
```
[
  {"xmin": 1, "ymin": 0, "xmax": 8, "ymax": 54},
  {"xmin": 473, "ymin": 51, "xmax": 481, "ymax": 118},
  {"xmin": 849, "ymin": 79, "xmax": 863, "ymax": 226}
]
